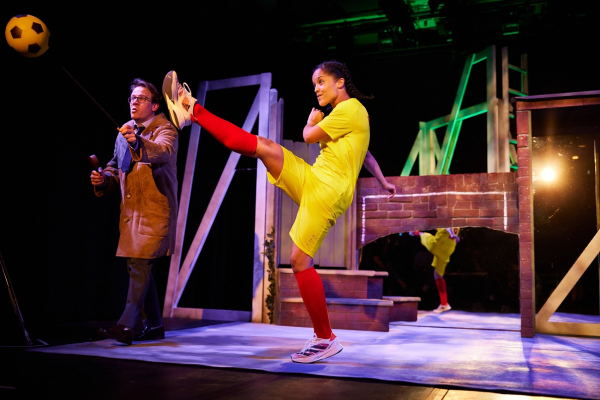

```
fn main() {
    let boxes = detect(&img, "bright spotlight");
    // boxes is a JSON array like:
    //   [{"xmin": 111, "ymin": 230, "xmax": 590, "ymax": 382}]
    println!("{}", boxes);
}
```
[{"xmin": 541, "ymin": 167, "xmax": 556, "ymax": 181}]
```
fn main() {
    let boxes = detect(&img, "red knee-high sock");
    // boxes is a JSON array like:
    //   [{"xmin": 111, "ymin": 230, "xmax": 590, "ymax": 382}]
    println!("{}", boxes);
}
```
[
  {"xmin": 294, "ymin": 268, "xmax": 332, "ymax": 339},
  {"xmin": 192, "ymin": 103, "xmax": 257, "ymax": 156},
  {"xmin": 435, "ymin": 276, "xmax": 448, "ymax": 305}
]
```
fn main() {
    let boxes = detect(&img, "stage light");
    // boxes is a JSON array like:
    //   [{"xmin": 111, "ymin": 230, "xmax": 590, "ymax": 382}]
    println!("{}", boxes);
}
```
[{"xmin": 541, "ymin": 167, "xmax": 556, "ymax": 182}]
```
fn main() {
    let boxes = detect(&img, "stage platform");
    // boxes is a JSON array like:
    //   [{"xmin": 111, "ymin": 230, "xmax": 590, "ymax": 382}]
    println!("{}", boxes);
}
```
[{"xmin": 23, "ymin": 311, "xmax": 600, "ymax": 400}]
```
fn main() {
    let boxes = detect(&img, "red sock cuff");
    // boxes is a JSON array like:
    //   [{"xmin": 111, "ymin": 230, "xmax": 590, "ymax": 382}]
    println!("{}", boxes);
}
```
[{"xmin": 192, "ymin": 103, "xmax": 257, "ymax": 156}]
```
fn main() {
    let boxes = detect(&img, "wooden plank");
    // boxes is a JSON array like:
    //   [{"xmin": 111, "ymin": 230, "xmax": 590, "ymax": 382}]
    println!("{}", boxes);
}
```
[
  {"xmin": 330, "ymin": 137, "xmax": 347, "ymax": 268},
  {"xmin": 348, "ymin": 189, "xmax": 358, "ymax": 270},
  {"xmin": 163, "ymin": 82, "xmax": 208, "ymax": 318},
  {"xmin": 306, "ymin": 142, "xmax": 318, "ymax": 164},
  {"xmin": 293, "ymin": 141, "xmax": 309, "ymax": 260},
  {"xmin": 207, "ymin": 74, "xmax": 262, "ymax": 90},
  {"xmin": 536, "ymin": 229, "xmax": 600, "ymax": 337},
  {"xmin": 262, "ymin": 89, "xmax": 280, "ymax": 323},
  {"xmin": 280, "ymin": 139, "xmax": 295, "ymax": 265},
  {"xmin": 487, "ymin": 45, "xmax": 499, "ymax": 173},
  {"xmin": 309, "ymin": 142, "xmax": 334, "ymax": 267},
  {"xmin": 319, "ymin": 217, "xmax": 335, "ymax": 267},
  {"xmin": 172, "ymin": 307, "xmax": 251, "ymax": 322},
  {"xmin": 251, "ymin": 72, "xmax": 272, "ymax": 323},
  {"xmin": 274, "ymin": 99, "xmax": 284, "ymax": 268},
  {"xmin": 516, "ymin": 97, "xmax": 600, "ymax": 110},
  {"xmin": 333, "ymin": 207, "xmax": 347, "ymax": 267},
  {"xmin": 425, "ymin": 388, "xmax": 448, "ymax": 400}
]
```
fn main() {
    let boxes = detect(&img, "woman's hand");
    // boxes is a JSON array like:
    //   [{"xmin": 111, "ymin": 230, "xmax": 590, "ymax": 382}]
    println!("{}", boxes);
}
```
[
  {"xmin": 303, "ymin": 108, "xmax": 328, "ymax": 144},
  {"xmin": 379, "ymin": 179, "xmax": 396, "ymax": 198},
  {"xmin": 307, "ymin": 107, "xmax": 324, "ymax": 126},
  {"xmin": 363, "ymin": 151, "xmax": 395, "ymax": 198}
]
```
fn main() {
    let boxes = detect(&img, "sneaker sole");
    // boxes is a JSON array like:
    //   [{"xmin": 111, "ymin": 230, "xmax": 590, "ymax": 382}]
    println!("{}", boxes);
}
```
[
  {"xmin": 165, "ymin": 93, "xmax": 182, "ymax": 130},
  {"xmin": 163, "ymin": 71, "xmax": 183, "ymax": 129},
  {"xmin": 291, "ymin": 343, "xmax": 343, "ymax": 364},
  {"xmin": 162, "ymin": 70, "xmax": 177, "ymax": 102}
]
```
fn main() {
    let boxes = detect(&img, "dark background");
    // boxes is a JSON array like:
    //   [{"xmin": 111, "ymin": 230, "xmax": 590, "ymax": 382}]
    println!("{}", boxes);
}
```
[{"xmin": 2, "ymin": 1, "xmax": 599, "ymax": 339}]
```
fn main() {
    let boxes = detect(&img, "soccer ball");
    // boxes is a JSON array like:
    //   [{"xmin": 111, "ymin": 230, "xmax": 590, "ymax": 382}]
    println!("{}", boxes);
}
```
[{"xmin": 5, "ymin": 14, "xmax": 50, "ymax": 57}]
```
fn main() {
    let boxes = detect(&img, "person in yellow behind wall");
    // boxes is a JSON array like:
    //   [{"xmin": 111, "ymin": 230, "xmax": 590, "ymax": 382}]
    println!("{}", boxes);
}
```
[{"xmin": 409, "ymin": 228, "xmax": 460, "ymax": 313}]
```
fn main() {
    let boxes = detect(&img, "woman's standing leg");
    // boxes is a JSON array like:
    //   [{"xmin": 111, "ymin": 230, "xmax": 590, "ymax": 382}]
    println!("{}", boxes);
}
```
[
  {"xmin": 290, "ymin": 245, "xmax": 332, "ymax": 340},
  {"xmin": 433, "ymin": 269, "xmax": 451, "ymax": 313},
  {"xmin": 434, "ymin": 270, "xmax": 448, "ymax": 307},
  {"xmin": 289, "ymin": 244, "xmax": 342, "ymax": 363}
]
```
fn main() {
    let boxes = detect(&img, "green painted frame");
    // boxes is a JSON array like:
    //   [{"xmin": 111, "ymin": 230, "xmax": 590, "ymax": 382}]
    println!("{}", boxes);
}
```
[{"xmin": 402, "ymin": 45, "xmax": 529, "ymax": 176}]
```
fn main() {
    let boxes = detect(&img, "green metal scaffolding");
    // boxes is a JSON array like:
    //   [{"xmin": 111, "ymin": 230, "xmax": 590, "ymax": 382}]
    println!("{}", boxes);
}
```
[{"xmin": 402, "ymin": 45, "xmax": 529, "ymax": 176}]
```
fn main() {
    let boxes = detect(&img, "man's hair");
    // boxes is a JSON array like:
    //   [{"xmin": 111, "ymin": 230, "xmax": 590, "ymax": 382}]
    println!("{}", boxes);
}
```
[{"xmin": 130, "ymin": 78, "xmax": 162, "ymax": 106}]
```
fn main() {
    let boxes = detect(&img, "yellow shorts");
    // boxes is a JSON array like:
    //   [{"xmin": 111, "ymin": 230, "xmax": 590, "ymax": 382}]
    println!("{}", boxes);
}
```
[
  {"xmin": 420, "ymin": 232, "xmax": 457, "ymax": 276},
  {"xmin": 432, "ymin": 259, "xmax": 448, "ymax": 276},
  {"xmin": 267, "ymin": 146, "xmax": 351, "ymax": 258}
]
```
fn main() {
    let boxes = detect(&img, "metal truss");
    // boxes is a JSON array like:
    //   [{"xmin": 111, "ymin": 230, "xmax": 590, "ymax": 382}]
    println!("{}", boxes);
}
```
[{"xmin": 401, "ymin": 45, "xmax": 529, "ymax": 176}]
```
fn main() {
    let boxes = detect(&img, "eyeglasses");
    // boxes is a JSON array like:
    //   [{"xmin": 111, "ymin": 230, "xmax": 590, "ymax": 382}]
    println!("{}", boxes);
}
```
[{"xmin": 128, "ymin": 95, "xmax": 151, "ymax": 104}]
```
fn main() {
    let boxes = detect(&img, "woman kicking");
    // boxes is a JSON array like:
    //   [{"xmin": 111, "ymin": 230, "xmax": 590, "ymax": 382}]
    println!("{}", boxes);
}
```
[
  {"xmin": 163, "ymin": 61, "xmax": 396, "ymax": 363},
  {"xmin": 410, "ymin": 228, "xmax": 460, "ymax": 313}
]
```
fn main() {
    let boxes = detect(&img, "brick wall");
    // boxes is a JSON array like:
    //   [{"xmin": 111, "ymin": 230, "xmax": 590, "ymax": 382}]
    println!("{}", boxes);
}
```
[
  {"xmin": 516, "ymin": 110, "xmax": 534, "ymax": 338},
  {"xmin": 356, "ymin": 173, "xmax": 519, "ymax": 249},
  {"xmin": 279, "ymin": 299, "xmax": 391, "ymax": 332},
  {"xmin": 277, "ymin": 270, "xmax": 391, "ymax": 332},
  {"xmin": 278, "ymin": 269, "xmax": 385, "ymax": 299}
]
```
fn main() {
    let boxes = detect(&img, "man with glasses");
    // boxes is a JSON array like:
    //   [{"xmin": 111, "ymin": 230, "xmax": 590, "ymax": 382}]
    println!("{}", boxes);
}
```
[{"xmin": 91, "ymin": 78, "xmax": 178, "ymax": 345}]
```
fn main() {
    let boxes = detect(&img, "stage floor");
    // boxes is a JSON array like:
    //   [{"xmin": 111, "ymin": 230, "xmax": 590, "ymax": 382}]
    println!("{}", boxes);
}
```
[
  {"xmin": 395, "ymin": 309, "xmax": 600, "ymax": 331},
  {"xmin": 22, "ymin": 311, "xmax": 600, "ymax": 400}
]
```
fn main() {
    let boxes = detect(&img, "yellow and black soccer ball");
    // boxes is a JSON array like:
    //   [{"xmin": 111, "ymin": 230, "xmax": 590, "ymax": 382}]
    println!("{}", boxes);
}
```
[{"xmin": 5, "ymin": 14, "xmax": 50, "ymax": 57}]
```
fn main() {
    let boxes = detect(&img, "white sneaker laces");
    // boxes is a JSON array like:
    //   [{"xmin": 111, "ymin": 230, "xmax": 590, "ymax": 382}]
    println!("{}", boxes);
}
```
[
  {"xmin": 298, "ymin": 335, "xmax": 325, "ymax": 355},
  {"xmin": 300, "ymin": 335, "xmax": 317, "ymax": 353},
  {"xmin": 178, "ymin": 82, "xmax": 192, "ymax": 98}
]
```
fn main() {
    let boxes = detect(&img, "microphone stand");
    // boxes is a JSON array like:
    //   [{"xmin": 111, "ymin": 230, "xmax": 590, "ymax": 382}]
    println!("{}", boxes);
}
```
[{"xmin": 1, "ymin": 251, "xmax": 33, "ymax": 346}]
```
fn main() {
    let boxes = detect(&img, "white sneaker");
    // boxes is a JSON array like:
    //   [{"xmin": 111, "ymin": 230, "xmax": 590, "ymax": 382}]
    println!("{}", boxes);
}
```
[
  {"xmin": 162, "ymin": 70, "xmax": 196, "ymax": 130},
  {"xmin": 433, "ymin": 304, "xmax": 452, "ymax": 313},
  {"xmin": 291, "ymin": 333, "xmax": 343, "ymax": 363}
]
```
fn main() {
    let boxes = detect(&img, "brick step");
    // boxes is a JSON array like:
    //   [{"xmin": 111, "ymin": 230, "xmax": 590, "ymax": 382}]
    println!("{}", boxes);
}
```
[
  {"xmin": 278, "ymin": 268, "xmax": 388, "ymax": 300},
  {"xmin": 382, "ymin": 296, "xmax": 421, "ymax": 322},
  {"xmin": 279, "ymin": 297, "xmax": 393, "ymax": 332}
]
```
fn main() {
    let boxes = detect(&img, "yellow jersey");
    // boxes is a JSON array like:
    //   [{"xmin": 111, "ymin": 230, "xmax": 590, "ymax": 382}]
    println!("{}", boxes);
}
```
[{"xmin": 315, "ymin": 98, "xmax": 370, "ymax": 204}]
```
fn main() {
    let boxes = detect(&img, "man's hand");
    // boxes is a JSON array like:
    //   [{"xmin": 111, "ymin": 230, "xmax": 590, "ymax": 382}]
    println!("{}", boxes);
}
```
[
  {"xmin": 118, "ymin": 125, "xmax": 137, "ymax": 147},
  {"xmin": 91, "ymin": 168, "xmax": 106, "ymax": 186}
]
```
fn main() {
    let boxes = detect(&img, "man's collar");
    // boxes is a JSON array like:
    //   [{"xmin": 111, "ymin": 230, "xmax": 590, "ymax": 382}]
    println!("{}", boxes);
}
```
[{"xmin": 134, "ymin": 114, "xmax": 156, "ymax": 128}]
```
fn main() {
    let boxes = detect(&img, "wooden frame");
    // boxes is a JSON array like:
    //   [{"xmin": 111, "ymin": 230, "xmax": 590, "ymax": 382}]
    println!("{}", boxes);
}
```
[
  {"xmin": 515, "ymin": 90, "xmax": 600, "ymax": 337},
  {"xmin": 163, "ymin": 73, "xmax": 279, "ymax": 323}
]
